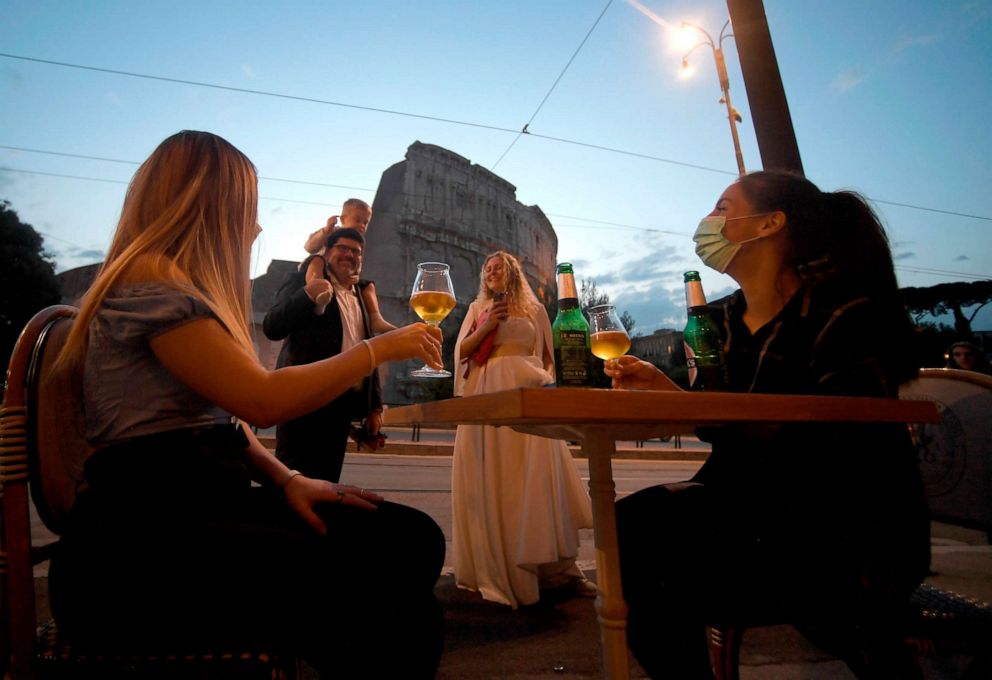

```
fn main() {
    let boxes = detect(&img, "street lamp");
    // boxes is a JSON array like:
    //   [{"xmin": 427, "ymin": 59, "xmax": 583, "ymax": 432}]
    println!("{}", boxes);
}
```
[{"xmin": 680, "ymin": 20, "xmax": 746, "ymax": 176}]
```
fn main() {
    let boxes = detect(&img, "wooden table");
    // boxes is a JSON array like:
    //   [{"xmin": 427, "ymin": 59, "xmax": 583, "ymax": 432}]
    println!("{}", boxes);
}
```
[{"xmin": 384, "ymin": 388, "xmax": 939, "ymax": 679}]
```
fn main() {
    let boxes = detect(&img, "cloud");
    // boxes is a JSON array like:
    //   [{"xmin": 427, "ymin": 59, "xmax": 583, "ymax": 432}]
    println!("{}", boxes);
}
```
[
  {"xmin": 0, "ymin": 169, "xmax": 17, "ymax": 191},
  {"xmin": 612, "ymin": 283, "xmax": 684, "ymax": 333},
  {"xmin": 105, "ymin": 91, "xmax": 123, "ymax": 105},
  {"xmin": 76, "ymin": 249, "xmax": 105, "ymax": 259},
  {"xmin": 1, "ymin": 66, "xmax": 24, "ymax": 90},
  {"xmin": 569, "ymin": 256, "xmax": 592, "ymax": 271},
  {"xmin": 593, "ymin": 271, "xmax": 621, "ymax": 286},
  {"xmin": 893, "ymin": 251, "xmax": 916, "ymax": 261},
  {"xmin": 242, "ymin": 63, "xmax": 257, "ymax": 79},
  {"xmin": 832, "ymin": 67, "xmax": 869, "ymax": 93},
  {"xmin": 953, "ymin": 254, "xmax": 970, "ymax": 261},
  {"xmin": 831, "ymin": 19, "xmax": 946, "ymax": 93}
]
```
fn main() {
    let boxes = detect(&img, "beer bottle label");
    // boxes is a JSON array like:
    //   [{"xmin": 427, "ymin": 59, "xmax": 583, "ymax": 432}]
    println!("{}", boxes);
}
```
[
  {"xmin": 684, "ymin": 341, "xmax": 699, "ymax": 388},
  {"xmin": 557, "ymin": 330, "xmax": 589, "ymax": 385}
]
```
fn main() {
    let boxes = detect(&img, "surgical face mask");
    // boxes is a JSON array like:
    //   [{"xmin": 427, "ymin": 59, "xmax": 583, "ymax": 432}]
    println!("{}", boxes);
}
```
[{"xmin": 692, "ymin": 215, "xmax": 765, "ymax": 273}]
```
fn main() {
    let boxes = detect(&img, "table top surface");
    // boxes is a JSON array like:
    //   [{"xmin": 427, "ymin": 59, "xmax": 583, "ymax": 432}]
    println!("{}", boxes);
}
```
[{"xmin": 383, "ymin": 387, "xmax": 940, "ymax": 430}]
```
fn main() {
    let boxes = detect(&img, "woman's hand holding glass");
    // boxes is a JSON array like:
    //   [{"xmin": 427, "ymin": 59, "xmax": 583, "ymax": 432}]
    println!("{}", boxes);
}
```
[
  {"xmin": 409, "ymin": 262, "xmax": 456, "ymax": 378},
  {"xmin": 373, "ymin": 323, "xmax": 444, "ymax": 370},
  {"xmin": 603, "ymin": 355, "xmax": 682, "ymax": 391}
]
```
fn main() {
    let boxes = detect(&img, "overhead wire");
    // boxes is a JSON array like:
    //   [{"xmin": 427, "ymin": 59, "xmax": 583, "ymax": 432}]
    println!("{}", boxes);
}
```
[
  {"xmin": 7, "ymin": 51, "xmax": 992, "ymax": 223},
  {"xmin": 3, "ymin": 144, "xmax": 990, "ymax": 223},
  {"xmin": 7, "ymin": 166, "xmax": 988, "ymax": 281},
  {"xmin": 0, "ymin": 168, "xmax": 341, "ymax": 207},
  {"xmin": 0, "ymin": 52, "xmax": 735, "ymax": 177},
  {"xmin": 492, "ymin": 0, "xmax": 614, "ymax": 169}
]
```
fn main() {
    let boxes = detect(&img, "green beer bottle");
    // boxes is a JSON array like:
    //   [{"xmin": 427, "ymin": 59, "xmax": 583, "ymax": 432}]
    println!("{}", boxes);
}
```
[
  {"xmin": 682, "ymin": 271, "xmax": 726, "ymax": 391},
  {"xmin": 552, "ymin": 263, "xmax": 591, "ymax": 386}
]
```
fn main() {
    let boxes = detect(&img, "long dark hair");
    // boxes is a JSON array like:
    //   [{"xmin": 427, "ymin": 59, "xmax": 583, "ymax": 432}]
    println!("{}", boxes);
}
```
[
  {"xmin": 737, "ymin": 170, "xmax": 899, "ymax": 299},
  {"xmin": 737, "ymin": 170, "xmax": 918, "ymax": 381}
]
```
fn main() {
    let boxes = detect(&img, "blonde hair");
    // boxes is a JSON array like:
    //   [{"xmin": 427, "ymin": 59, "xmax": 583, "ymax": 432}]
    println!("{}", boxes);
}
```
[
  {"xmin": 58, "ymin": 130, "xmax": 259, "ymax": 370},
  {"xmin": 476, "ymin": 251, "xmax": 541, "ymax": 316},
  {"xmin": 342, "ymin": 198, "xmax": 371, "ymax": 214}
]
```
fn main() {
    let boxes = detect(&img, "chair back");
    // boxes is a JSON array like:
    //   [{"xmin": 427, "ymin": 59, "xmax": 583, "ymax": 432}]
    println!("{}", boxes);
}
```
[
  {"xmin": 27, "ymin": 309, "xmax": 89, "ymax": 534},
  {"xmin": 1, "ymin": 305, "xmax": 82, "ymax": 678},
  {"xmin": 900, "ymin": 367, "xmax": 992, "ymax": 531},
  {"xmin": 2, "ymin": 305, "xmax": 299, "ymax": 679}
]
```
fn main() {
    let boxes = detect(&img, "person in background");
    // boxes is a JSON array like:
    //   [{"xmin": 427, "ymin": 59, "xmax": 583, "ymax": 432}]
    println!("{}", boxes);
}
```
[
  {"xmin": 49, "ymin": 131, "xmax": 445, "ymax": 678},
  {"xmin": 264, "ymin": 228, "xmax": 385, "ymax": 481},
  {"xmin": 451, "ymin": 251, "xmax": 595, "ymax": 609},
  {"xmin": 303, "ymin": 198, "xmax": 395, "ymax": 334},
  {"xmin": 945, "ymin": 340, "xmax": 990, "ymax": 373},
  {"xmin": 605, "ymin": 171, "xmax": 930, "ymax": 678}
]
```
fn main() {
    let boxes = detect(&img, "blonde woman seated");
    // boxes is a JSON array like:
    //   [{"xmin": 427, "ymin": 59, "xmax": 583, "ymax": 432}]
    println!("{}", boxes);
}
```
[
  {"xmin": 49, "ymin": 131, "xmax": 445, "ymax": 678},
  {"xmin": 452, "ymin": 251, "xmax": 594, "ymax": 608}
]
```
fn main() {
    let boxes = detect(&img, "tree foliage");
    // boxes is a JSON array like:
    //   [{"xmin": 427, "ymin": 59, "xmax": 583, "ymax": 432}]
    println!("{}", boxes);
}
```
[
  {"xmin": 901, "ymin": 280, "xmax": 992, "ymax": 339},
  {"xmin": 579, "ymin": 279, "xmax": 635, "ymax": 332},
  {"xmin": 1, "ymin": 200, "xmax": 62, "ymax": 380}
]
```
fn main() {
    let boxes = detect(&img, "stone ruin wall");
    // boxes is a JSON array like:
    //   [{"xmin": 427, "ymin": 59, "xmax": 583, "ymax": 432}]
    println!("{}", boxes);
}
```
[{"xmin": 363, "ymin": 142, "xmax": 559, "ymax": 404}]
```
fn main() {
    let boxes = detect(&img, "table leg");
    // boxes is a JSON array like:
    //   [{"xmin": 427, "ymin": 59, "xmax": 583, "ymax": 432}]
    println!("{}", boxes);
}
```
[{"xmin": 582, "ymin": 428, "xmax": 630, "ymax": 680}]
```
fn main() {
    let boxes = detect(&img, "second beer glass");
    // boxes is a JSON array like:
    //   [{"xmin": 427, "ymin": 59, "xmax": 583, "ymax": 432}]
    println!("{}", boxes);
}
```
[{"xmin": 588, "ymin": 304, "xmax": 631, "ymax": 365}]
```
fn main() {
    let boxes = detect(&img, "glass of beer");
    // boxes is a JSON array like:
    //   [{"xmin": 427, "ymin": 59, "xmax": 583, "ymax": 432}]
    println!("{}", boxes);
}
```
[
  {"xmin": 409, "ymin": 262, "xmax": 456, "ymax": 378},
  {"xmin": 588, "ymin": 304, "xmax": 630, "ymax": 366}
]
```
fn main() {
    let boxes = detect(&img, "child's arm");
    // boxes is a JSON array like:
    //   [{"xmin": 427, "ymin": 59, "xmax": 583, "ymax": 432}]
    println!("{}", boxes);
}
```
[{"xmin": 362, "ymin": 282, "xmax": 398, "ymax": 334}]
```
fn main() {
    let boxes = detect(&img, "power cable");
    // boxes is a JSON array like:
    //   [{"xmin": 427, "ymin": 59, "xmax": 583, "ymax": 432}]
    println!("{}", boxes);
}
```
[
  {"xmin": 492, "ymin": 0, "xmax": 614, "ymax": 169},
  {"xmin": 10, "ymin": 167, "xmax": 989, "ymax": 280},
  {"xmin": 5, "ymin": 143, "xmax": 989, "ymax": 223},
  {"xmin": 0, "ymin": 168, "xmax": 340, "ymax": 207},
  {"xmin": 0, "ymin": 53, "xmax": 516, "ymax": 134},
  {"xmin": 0, "ymin": 52, "xmax": 735, "ymax": 177},
  {"xmin": 6, "ymin": 52, "xmax": 992, "ymax": 219},
  {"xmin": 0, "ymin": 145, "xmax": 376, "ymax": 192}
]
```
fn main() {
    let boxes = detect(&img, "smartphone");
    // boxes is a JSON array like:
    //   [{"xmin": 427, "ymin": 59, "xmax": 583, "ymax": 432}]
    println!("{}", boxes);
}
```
[{"xmin": 492, "ymin": 291, "xmax": 508, "ymax": 303}]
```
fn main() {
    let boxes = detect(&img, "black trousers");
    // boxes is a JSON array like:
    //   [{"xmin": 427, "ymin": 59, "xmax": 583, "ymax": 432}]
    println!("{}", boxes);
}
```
[
  {"xmin": 615, "ymin": 482, "xmax": 878, "ymax": 680},
  {"xmin": 50, "ymin": 426, "xmax": 445, "ymax": 679},
  {"xmin": 276, "ymin": 388, "xmax": 365, "ymax": 483}
]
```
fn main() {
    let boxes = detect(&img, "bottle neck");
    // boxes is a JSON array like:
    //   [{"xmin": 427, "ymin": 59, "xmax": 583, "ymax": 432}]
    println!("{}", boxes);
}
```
[
  {"xmin": 685, "ymin": 280, "xmax": 708, "ymax": 311},
  {"xmin": 558, "ymin": 272, "xmax": 578, "ymax": 301}
]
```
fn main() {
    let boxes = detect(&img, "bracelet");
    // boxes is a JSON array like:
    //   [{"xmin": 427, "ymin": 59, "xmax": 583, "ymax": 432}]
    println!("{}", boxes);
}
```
[
  {"xmin": 280, "ymin": 469, "xmax": 302, "ymax": 488},
  {"xmin": 362, "ymin": 338, "xmax": 376, "ymax": 374}
]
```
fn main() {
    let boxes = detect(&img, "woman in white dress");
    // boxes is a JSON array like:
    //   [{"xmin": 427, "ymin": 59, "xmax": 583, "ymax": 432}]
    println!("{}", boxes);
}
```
[{"xmin": 452, "ymin": 251, "xmax": 595, "ymax": 608}]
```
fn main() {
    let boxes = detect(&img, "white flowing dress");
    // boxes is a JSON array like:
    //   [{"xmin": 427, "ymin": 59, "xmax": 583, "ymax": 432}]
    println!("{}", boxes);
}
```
[{"xmin": 451, "ymin": 301, "xmax": 593, "ymax": 608}]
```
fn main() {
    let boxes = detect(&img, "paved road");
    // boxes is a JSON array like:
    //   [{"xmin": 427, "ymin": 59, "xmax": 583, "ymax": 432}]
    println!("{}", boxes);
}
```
[{"xmin": 340, "ymin": 453, "xmax": 705, "ymax": 571}]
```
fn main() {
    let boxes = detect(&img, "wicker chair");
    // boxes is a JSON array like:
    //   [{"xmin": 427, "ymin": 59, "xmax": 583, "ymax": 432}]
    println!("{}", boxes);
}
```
[
  {"xmin": 0, "ymin": 305, "xmax": 300, "ymax": 679},
  {"xmin": 704, "ymin": 367, "xmax": 992, "ymax": 679}
]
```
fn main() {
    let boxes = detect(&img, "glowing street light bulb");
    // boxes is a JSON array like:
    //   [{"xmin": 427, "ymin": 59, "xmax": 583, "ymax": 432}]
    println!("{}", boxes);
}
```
[{"xmin": 670, "ymin": 23, "xmax": 703, "ymax": 53}]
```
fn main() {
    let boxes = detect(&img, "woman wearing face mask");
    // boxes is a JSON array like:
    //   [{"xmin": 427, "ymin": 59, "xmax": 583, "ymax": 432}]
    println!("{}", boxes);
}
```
[{"xmin": 604, "ymin": 171, "xmax": 929, "ymax": 678}]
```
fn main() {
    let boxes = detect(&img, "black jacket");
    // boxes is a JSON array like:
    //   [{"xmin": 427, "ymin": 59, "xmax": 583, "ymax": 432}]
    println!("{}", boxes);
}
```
[
  {"xmin": 694, "ymin": 285, "xmax": 930, "ymax": 600},
  {"xmin": 263, "ymin": 266, "xmax": 382, "ymax": 413}
]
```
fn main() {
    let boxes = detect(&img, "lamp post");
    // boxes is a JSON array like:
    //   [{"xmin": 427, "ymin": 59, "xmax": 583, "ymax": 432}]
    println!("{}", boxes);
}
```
[{"xmin": 681, "ymin": 20, "xmax": 746, "ymax": 176}]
